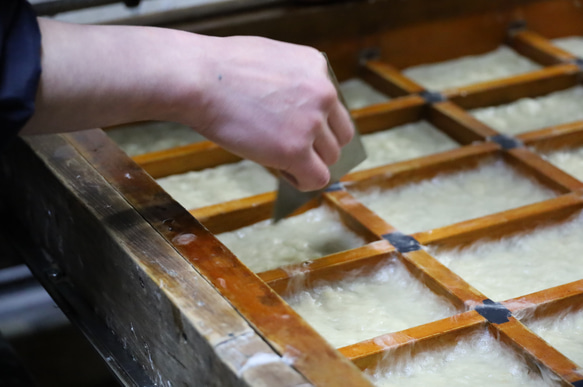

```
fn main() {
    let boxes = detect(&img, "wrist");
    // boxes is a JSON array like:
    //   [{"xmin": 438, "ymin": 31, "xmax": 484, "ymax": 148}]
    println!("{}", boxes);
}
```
[{"xmin": 151, "ymin": 31, "xmax": 218, "ymax": 130}]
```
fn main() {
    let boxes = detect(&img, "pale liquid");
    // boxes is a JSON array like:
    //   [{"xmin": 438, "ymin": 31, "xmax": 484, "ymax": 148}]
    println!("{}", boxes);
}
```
[
  {"xmin": 369, "ymin": 330, "xmax": 560, "ymax": 387},
  {"xmin": 216, "ymin": 206, "xmax": 366, "ymax": 273},
  {"xmin": 285, "ymin": 259, "xmax": 457, "ymax": 348},
  {"xmin": 429, "ymin": 211, "xmax": 583, "ymax": 301},
  {"xmin": 106, "ymin": 121, "xmax": 205, "ymax": 156},
  {"xmin": 339, "ymin": 78, "xmax": 391, "ymax": 109},
  {"xmin": 526, "ymin": 308, "xmax": 583, "ymax": 367},
  {"xmin": 156, "ymin": 160, "xmax": 276, "ymax": 210},
  {"xmin": 470, "ymin": 86, "xmax": 583, "ymax": 135},
  {"xmin": 351, "ymin": 160, "xmax": 556, "ymax": 234},
  {"xmin": 403, "ymin": 46, "xmax": 541, "ymax": 90},
  {"xmin": 552, "ymin": 36, "xmax": 583, "ymax": 57},
  {"xmin": 354, "ymin": 121, "xmax": 459, "ymax": 172},
  {"xmin": 541, "ymin": 146, "xmax": 583, "ymax": 181}
]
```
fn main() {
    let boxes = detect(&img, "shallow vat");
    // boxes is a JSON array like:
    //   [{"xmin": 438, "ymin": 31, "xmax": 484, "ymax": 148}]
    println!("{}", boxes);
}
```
[{"xmin": 402, "ymin": 46, "xmax": 541, "ymax": 91}]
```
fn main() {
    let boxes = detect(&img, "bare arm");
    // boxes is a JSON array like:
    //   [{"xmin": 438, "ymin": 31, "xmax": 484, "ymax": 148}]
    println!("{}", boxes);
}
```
[{"xmin": 22, "ymin": 19, "xmax": 354, "ymax": 191}]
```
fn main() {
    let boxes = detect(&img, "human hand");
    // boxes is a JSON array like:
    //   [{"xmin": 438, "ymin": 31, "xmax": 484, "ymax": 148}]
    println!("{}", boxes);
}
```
[
  {"xmin": 175, "ymin": 36, "xmax": 355, "ymax": 191},
  {"xmin": 23, "ymin": 22, "xmax": 353, "ymax": 192}
]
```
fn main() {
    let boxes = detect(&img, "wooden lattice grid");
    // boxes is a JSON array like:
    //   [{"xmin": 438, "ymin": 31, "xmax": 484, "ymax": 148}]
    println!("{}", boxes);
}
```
[{"xmin": 89, "ymin": 21, "xmax": 583, "ymax": 387}]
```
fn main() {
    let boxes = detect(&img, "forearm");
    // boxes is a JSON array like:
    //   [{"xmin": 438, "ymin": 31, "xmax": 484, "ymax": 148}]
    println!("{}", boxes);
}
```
[
  {"xmin": 21, "ymin": 19, "xmax": 211, "ymax": 134},
  {"xmin": 22, "ymin": 19, "xmax": 354, "ymax": 191}
]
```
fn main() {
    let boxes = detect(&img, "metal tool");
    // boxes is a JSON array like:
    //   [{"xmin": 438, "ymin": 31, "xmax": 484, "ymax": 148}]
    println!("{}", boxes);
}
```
[{"xmin": 272, "ymin": 54, "xmax": 367, "ymax": 222}]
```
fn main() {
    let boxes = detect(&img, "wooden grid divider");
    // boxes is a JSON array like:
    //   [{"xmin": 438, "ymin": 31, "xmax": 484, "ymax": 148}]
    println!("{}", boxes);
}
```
[
  {"xmin": 360, "ymin": 60, "xmax": 425, "ymax": 97},
  {"xmin": 502, "ymin": 280, "xmax": 583, "ymax": 322},
  {"xmin": 189, "ymin": 192, "xmax": 277, "ymax": 235},
  {"xmin": 343, "ymin": 141, "xmax": 499, "ymax": 189},
  {"xmin": 518, "ymin": 121, "xmax": 583, "ymax": 149},
  {"xmin": 96, "ymin": 21, "xmax": 583, "ymax": 385},
  {"xmin": 134, "ymin": 140, "xmax": 241, "ymax": 179},
  {"xmin": 490, "ymin": 317, "xmax": 583, "ymax": 385},
  {"xmin": 445, "ymin": 63, "xmax": 581, "ymax": 110},
  {"xmin": 427, "ymin": 101, "xmax": 498, "ymax": 143},
  {"xmin": 322, "ymin": 189, "xmax": 396, "ymax": 238},
  {"xmin": 505, "ymin": 147, "xmax": 583, "ymax": 193},
  {"xmin": 350, "ymin": 95, "xmax": 426, "ymax": 135},
  {"xmin": 258, "ymin": 240, "xmax": 396, "ymax": 296},
  {"xmin": 339, "ymin": 311, "xmax": 487, "ymax": 371},
  {"xmin": 63, "ymin": 129, "xmax": 375, "ymax": 387},
  {"xmin": 397, "ymin": 249, "xmax": 487, "ymax": 307},
  {"xmin": 508, "ymin": 29, "xmax": 577, "ymax": 66},
  {"xmin": 413, "ymin": 192, "xmax": 583, "ymax": 248}
]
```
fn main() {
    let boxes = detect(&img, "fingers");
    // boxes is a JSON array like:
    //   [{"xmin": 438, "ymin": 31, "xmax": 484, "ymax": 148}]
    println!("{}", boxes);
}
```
[
  {"xmin": 284, "ymin": 93, "xmax": 355, "ymax": 192},
  {"xmin": 327, "ymin": 99, "xmax": 355, "ymax": 147},
  {"xmin": 283, "ymin": 147, "xmax": 331, "ymax": 192},
  {"xmin": 313, "ymin": 121, "xmax": 341, "ymax": 166}
]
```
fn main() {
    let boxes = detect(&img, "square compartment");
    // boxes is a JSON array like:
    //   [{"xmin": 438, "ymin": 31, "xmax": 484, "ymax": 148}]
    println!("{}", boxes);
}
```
[
  {"xmin": 350, "ymin": 159, "xmax": 556, "ymax": 234},
  {"xmin": 552, "ymin": 36, "xmax": 583, "ymax": 57},
  {"xmin": 539, "ymin": 145, "xmax": 583, "ymax": 181},
  {"xmin": 469, "ymin": 86, "xmax": 583, "ymax": 135},
  {"xmin": 216, "ymin": 205, "xmax": 367, "ymax": 273},
  {"xmin": 284, "ymin": 257, "xmax": 458, "ymax": 348},
  {"xmin": 157, "ymin": 160, "xmax": 276, "ymax": 209},
  {"xmin": 525, "ymin": 308, "xmax": 583, "ymax": 367},
  {"xmin": 367, "ymin": 330, "xmax": 560, "ymax": 386},
  {"xmin": 428, "ymin": 211, "xmax": 583, "ymax": 301},
  {"xmin": 402, "ymin": 46, "xmax": 542, "ymax": 90},
  {"xmin": 354, "ymin": 121, "xmax": 459, "ymax": 172}
]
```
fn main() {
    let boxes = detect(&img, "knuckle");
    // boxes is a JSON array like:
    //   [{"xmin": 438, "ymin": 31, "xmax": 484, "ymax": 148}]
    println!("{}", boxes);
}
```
[
  {"xmin": 303, "ymin": 113, "xmax": 326, "ymax": 134},
  {"xmin": 313, "ymin": 169, "xmax": 330, "ymax": 189},
  {"xmin": 331, "ymin": 147, "xmax": 341, "ymax": 164},
  {"xmin": 319, "ymin": 85, "xmax": 338, "ymax": 108},
  {"xmin": 338, "ymin": 124, "xmax": 355, "ymax": 146},
  {"xmin": 280, "ymin": 139, "xmax": 305, "ymax": 160},
  {"xmin": 325, "ymin": 145, "xmax": 341, "ymax": 165}
]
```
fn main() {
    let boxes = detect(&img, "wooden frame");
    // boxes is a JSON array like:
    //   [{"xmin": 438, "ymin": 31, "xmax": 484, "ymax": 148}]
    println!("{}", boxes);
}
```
[{"xmin": 3, "ymin": 0, "xmax": 583, "ymax": 385}]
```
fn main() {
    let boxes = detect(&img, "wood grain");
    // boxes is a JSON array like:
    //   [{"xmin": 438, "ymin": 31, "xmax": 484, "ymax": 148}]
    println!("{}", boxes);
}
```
[
  {"xmin": 0, "ymin": 134, "xmax": 309, "ymax": 386},
  {"xmin": 64, "ymin": 129, "xmax": 373, "ymax": 387}
]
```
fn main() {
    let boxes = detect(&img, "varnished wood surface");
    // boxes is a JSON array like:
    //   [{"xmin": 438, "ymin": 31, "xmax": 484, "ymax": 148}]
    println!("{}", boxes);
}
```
[
  {"xmin": 259, "ymin": 240, "xmax": 395, "ymax": 296},
  {"xmin": 351, "ymin": 95, "xmax": 425, "ymax": 135},
  {"xmin": 505, "ymin": 147, "xmax": 583, "ymax": 193},
  {"xmin": 344, "ymin": 142, "xmax": 499, "ymax": 191},
  {"xmin": 361, "ymin": 61, "xmax": 424, "ymax": 97},
  {"xmin": 64, "ymin": 129, "xmax": 374, "ymax": 387},
  {"xmin": 519, "ymin": 121, "xmax": 583, "ymax": 150},
  {"xmin": 491, "ymin": 317, "xmax": 583, "ymax": 384},
  {"xmin": 414, "ymin": 193, "xmax": 583, "ymax": 248},
  {"xmin": 446, "ymin": 63, "xmax": 580, "ymax": 110},
  {"xmin": 428, "ymin": 101, "xmax": 498, "ymax": 143},
  {"xmin": 339, "ymin": 311, "xmax": 486, "ymax": 370},
  {"xmin": 509, "ymin": 30, "xmax": 576, "ymax": 66},
  {"xmin": 134, "ymin": 140, "xmax": 240, "ymax": 179},
  {"xmin": 0, "ymin": 134, "xmax": 310, "ymax": 387},
  {"xmin": 9, "ymin": 1, "xmax": 583, "ymax": 384}
]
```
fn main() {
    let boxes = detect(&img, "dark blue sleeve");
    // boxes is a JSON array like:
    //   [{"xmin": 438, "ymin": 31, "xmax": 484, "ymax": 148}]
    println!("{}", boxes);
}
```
[{"xmin": 0, "ymin": 0, "xmax": 41, "ymax": 150}]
